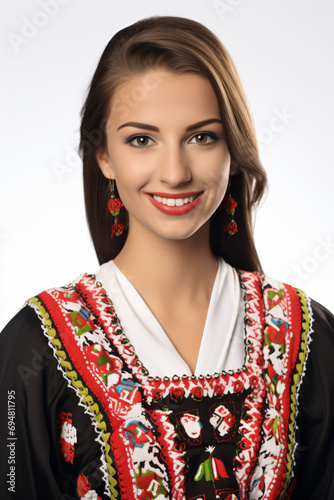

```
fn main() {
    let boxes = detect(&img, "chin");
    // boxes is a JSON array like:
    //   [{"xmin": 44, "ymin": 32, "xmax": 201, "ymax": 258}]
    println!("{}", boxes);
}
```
[
  {"xmin": 155, "ymin": 222, "xmax": 206, "ymax": 241},
  {"xmin": 158, "ymin": 231, "xmax": 199, "ymax": 242}
]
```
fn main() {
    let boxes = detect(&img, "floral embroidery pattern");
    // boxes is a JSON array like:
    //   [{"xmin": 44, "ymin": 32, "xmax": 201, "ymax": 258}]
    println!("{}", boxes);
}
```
[
  {"xmin": 247, "ymin": 276, "xmax": 305, "ymax": 500},
  {"xmin": 57, "ymin": 411, "xmax": 77, "ymax": 464},
  {"xmin": 77, "ymin": 473, "xmax": 103, "ymax": 499}
]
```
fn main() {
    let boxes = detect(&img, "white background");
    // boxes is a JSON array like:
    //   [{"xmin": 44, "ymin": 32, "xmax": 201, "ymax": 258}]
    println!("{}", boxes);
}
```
[{"xmin": 1, "ymin": 0, "xmax": 333, "ymax": 329}]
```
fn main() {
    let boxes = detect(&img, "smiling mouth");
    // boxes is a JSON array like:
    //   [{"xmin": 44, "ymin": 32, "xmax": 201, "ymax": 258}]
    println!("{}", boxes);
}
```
[
  {"xmin": 150, "ymin": 193, "xmax": 201, "ymax": 207},
  {"xmin": 146, "ymin": 191, "xmax": 204, "ymax": 216}
]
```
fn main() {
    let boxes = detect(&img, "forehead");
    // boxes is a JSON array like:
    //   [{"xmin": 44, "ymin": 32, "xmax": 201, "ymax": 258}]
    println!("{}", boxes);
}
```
[{"xmin": 108, "ymin": 69, "xmax": 221, "ymax": 126}]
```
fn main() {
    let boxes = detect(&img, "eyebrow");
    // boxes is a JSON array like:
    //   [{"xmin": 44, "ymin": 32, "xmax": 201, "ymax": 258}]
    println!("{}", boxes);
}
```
[{"xmin": 116, "ymin": 118, "xmax": 223, "ymax": 132}]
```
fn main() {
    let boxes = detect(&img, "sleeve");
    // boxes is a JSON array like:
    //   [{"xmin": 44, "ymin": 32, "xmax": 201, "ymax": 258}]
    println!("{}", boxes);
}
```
[
  {"xmin": 290, "ymin": 299, "xmax": 334, "ymax": 499},
  {"xmin": 0, "ymin": 305, "xmax": 76, "ymax": 500}
]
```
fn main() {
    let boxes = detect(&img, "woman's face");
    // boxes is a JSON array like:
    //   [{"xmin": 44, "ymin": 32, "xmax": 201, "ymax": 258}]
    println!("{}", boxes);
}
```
[{"xmin": 97, "ymin": 69, "xmax": 232, "ymax": 243}]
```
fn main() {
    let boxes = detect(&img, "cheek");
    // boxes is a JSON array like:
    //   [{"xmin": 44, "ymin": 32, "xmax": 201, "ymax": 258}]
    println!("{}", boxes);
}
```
[
  {"xmin": 109, "ymin": 156, "xmax": 146, "ymax": 199},
  {"xmin": 114, "ymin": 176, "xmax": 137, "ymax": 208},
  {"xmin": 211, "ymin": 167, "xmax": 229, "ymax": 189},
  {"xmin": 197, "ymin": 148, "xmax": 230, "ymax": 191},
  {"xmin": 113, "ymin": 169, "xmax": 150, "ymax": 217},
  {"xmin": 205, "ymin": 167, "xmax": 230, "ymax": 206}
]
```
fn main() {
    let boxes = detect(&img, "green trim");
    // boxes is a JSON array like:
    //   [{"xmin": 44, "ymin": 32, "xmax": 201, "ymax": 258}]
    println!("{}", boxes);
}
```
[
  {"xmin": 27, "ymin": 296, "xmax": 119, "ymax": 499},
  {"xmin": 279, "ymin": 288, "xmax": 311, "ymax": 499}
]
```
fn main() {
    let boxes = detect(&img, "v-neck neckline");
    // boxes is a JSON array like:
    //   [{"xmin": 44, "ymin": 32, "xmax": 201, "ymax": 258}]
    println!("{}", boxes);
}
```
[
  {"xmin": 96, "ymin": 259, "xmax": 243, "ymax": 377},
  {"xmin": 111, "ymin": 260, "xmax": 222, "ymax": 376},
  {"xmin": 84, "ymin": 269, "xmax": 259, "ymax": 385}
]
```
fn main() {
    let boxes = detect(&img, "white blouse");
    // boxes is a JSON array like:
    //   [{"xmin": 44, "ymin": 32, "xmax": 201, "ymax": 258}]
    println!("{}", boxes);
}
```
[{"xmin": 95, "ymin": 258, "xmax": 245, "ymax": 377}]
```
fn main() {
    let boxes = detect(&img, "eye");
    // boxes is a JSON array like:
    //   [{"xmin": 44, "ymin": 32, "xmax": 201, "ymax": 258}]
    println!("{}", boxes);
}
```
[
  {"xmin": 124, "ymin": 135, "xmax": 154, "ymax": 148},
  {"xmin": 189, "ymin": 132, "xmax": 220, "ymax": 145}
]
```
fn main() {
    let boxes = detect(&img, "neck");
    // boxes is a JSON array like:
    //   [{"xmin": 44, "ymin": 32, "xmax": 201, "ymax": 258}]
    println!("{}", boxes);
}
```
[{"xmin": 114, "ymin": 221, "xmax": 219, "ymax": 306}]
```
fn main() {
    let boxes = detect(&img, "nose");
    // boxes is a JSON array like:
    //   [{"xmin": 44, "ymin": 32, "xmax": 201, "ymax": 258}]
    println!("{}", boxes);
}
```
[{"xmin": 158, "ymin": 143, "xmax": 192, "ymax": 187}]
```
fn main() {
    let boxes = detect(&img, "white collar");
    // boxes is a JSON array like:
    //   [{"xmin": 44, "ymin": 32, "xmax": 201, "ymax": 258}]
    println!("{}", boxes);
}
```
[{"xmin": 95, "ymin": 258, "xmax": 245, "ymax": 377}]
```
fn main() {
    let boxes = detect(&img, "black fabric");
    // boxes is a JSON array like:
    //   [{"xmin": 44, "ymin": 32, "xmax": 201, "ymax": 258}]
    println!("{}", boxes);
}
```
[
  {"xmin": 0, "ymin": 306, "xmax": 66, "ymax": 499},
  {"xmin": 290, "ymin": 299, "xmax": 334, "ymax": 499},
  {"xmin": 0, "ymin": 299, "xmax": 334, "ymax": 499}
]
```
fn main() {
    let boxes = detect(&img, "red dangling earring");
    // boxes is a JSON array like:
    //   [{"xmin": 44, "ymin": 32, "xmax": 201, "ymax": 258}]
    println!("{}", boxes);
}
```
[
  {"xmin": 223, "ymin": 188, "xmax": 238, "ymax": 236},
  {"xmin": 108, "ymin": 179, "xmax": 124, "ymax": 238}
]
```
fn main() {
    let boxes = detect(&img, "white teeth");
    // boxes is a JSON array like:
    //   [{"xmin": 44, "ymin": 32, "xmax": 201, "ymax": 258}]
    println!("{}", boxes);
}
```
[{"xmin": 152, "ymin": 195, "xmax": 197, "ymax": 206}]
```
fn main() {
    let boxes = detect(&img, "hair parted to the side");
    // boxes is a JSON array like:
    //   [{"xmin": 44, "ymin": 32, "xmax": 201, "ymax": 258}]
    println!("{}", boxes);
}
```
[{"xmin": 79, "ymin": 15, "xmax": 267, "ymax": 272}]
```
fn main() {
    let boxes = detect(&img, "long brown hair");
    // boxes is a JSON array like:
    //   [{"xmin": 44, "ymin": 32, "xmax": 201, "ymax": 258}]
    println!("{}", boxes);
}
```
[{"xmin": 79, "ymin": 15, "xmax": 267, "ymax": 272}]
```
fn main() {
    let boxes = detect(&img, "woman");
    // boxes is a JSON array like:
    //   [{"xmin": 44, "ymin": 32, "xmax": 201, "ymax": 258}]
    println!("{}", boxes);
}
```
[{"xmin": 0, "ymin": 15, "xmax": 333, "ymax": 500}]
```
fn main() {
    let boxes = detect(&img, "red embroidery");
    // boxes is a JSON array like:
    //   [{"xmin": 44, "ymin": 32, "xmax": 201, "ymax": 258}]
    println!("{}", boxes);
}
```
[
  {"xmin": 36, "ymin": 270, "xmax": 308, "ymax": 500},
  {"xmin": 57, "ymin": 411, "xmax": 77, "ymax": 464},
  {"xmin": 77, "ymin": 473, "xmax": 103, "ymax": 499}
]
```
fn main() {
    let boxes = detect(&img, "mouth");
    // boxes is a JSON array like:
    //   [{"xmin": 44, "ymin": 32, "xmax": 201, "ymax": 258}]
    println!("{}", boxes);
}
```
[
  {"xmin": 150, "ymin": 192, "xmax": 202, "ymax": 207},
  {"xmin": 146, "ymin": 191, "xmax": 204, "ymax": 215}
]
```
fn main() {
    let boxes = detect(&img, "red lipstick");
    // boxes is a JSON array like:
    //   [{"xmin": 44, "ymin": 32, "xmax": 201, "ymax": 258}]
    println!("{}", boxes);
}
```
[
  {"xmin": 146, "ymin": 191, "xmax": 203, "ymax": 216},
  {"xmin": 146, "ymin": 191, "xmax": 201, "ymax": 199}
]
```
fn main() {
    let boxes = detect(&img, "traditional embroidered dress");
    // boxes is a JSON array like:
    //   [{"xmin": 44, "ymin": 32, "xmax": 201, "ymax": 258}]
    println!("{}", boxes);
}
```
[{"xmin": 0, "ymin": 263, "xmax": 333, "ymax": 500}]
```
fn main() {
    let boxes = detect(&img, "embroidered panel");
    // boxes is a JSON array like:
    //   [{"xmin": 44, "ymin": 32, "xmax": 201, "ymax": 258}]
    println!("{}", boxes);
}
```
[{"xmin": 26, "ymin": 270, "xmax": 312, "ymax": 500}]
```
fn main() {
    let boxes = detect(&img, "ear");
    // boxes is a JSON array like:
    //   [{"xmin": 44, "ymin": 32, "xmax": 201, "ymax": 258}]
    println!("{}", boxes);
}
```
[
  {"xmin": 230, "ymin": 160, "xmax": 239, "ymax": 176},
  {"xmin": 96, "ymin": 146, "xmax": 115, "ymax": 179}
]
